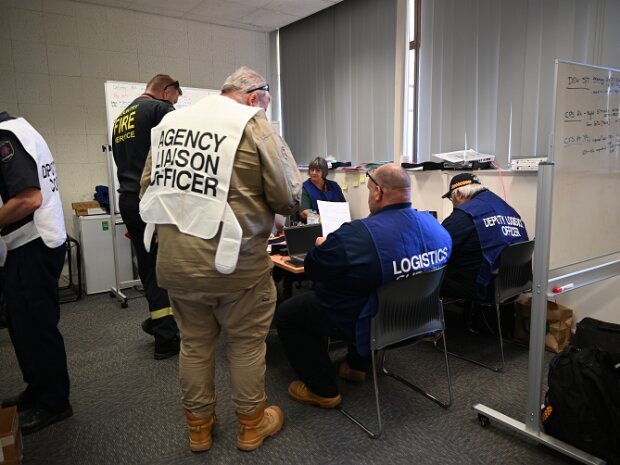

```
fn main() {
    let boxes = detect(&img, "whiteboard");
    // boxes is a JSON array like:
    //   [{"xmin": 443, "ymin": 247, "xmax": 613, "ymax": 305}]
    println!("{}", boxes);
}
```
[
  {"xmin": 549, "ymin": 61, "xmax": 620, "ymax": 269},
  {"xmin": 104, "ymin": 81, "xmax": 219, "ymax": 212}
]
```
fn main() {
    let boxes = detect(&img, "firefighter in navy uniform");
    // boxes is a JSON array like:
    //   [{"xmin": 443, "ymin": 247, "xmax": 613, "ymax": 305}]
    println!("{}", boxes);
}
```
[
  {"xmin": 112, "ymin": 74, "xmax": 182, "ymax": 359},
  {"xmin": 0, "ymin": 112, "xmax": 73, "ymax": 434}
]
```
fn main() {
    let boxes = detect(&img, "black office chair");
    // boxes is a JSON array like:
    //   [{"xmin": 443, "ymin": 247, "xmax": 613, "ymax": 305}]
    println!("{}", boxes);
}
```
[
  {"xmin": 338, "ymin": 267, "xmax": 453, "ymax": 439},
  {"xmin": 446, "ymin": 239, "xmax": 535, "ymax": 372}
]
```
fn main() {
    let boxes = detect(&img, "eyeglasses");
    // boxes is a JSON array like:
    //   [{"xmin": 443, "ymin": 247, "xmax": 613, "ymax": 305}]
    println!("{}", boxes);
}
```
[
  {"xmin": 164, "ymin": 80, "xmax": 183, "ymax": 96},
  {"xmin": 246, "ymin": 84, "xmax": 269, "ymax": 94},
  {"xmin": 366, "ymin": 170, "xmax": 383, "ymax": 193}
]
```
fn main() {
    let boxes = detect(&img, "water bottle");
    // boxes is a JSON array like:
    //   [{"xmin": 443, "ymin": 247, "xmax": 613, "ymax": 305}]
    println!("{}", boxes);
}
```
[{"xmin": 307, "ymin": 210, "xmax": 320, "ymax": 225}]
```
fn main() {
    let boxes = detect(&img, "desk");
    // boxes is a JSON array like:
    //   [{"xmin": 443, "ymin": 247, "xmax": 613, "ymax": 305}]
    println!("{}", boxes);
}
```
[{"xmin": 271, "ymin": 254, "xmax": 305, "ymax": 300}]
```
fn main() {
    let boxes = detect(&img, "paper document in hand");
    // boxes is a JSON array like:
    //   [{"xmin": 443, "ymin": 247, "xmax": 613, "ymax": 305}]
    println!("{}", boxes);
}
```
[
  {"xmin": 432, "ymin": 149, "xmax": 495, "ymax": 164},
  {"xmin": 317, "ymin": 200, "xmax": 351, "ymax": 237}
]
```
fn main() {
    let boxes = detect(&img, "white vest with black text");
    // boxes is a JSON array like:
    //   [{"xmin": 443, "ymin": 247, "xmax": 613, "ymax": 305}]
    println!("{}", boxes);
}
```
[
  {"xmin": 0, "ymin": 117, "xmax": 66, "ymax": 251},
  {"xmin": 140, "ymin": 94, "xmax": 261, "ymax": 274}
]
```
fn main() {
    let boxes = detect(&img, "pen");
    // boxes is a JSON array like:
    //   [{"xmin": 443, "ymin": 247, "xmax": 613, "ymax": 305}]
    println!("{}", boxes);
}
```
[{"xmin": 551, "ymin": 283, "xmax": 574, "ymax": 293}]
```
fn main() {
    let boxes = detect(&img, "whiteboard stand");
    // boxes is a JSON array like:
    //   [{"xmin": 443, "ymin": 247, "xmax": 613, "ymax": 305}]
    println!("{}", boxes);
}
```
[
  {"xmin": 470, "ymin": 59, "xmax": 619, "ymax": 465},
  {"xmin": 472, "ymin": 59, "xmax": 620, "ymax": 464},
  {"xmin": 471, "ymin": 162, "xmax": 604, "ymax": 465},
  {"xmin": 103, "ymin": 144, "xmax": 141, "ymax": 308}
]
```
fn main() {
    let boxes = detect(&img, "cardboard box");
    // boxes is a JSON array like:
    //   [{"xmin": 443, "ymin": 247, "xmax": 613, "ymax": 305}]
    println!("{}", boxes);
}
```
[
  {"xmin": 514, "ymin": 297, "xmax": 573, "ymax": 353},
  {"xmin": 0, "ymin": 407, "xmax": 23, "ymax": 465},
  {"xmin": 71, "ymin": 201, "xmax": 105, "ymax": 216}
]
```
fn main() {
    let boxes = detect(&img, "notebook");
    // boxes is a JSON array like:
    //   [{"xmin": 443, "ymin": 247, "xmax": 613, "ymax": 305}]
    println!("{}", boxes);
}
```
[{"xmin": 283, "ymin": 224, "xmax": 323, "ymax": 267}]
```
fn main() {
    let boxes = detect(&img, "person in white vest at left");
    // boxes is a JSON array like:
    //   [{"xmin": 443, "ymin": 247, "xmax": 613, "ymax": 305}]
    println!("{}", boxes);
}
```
[
  {"xmin": 140, "ymin": 67, "xmax": 302, "ymax": 453},
  {"xmin": 0, "ymin": 112, "xmax": 73, "ymax": 435}
]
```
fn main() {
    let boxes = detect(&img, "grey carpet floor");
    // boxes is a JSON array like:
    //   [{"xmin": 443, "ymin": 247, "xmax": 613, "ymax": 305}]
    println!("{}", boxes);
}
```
[{"xmin": 0, "ymin": 289, "xmax": 578, "ymax": 465}]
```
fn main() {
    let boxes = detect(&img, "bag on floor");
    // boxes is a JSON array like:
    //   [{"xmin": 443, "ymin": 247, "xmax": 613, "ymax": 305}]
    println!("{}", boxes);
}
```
[
  {"xmin": 514, "ymin": 297, "xmax": 573, "ymax": 352},
  {"xmin": 541, "ymin": 346, "xmax": 620, "ymax": 464},
  {"xmin": 573, "ymin": 317, "xmax": 620, "ymax": 358}
]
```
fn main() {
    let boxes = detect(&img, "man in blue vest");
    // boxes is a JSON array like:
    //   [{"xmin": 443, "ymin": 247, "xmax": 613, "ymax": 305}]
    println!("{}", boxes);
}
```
[
  {"xmin": 440, "ymin": 173, "xmax": 528, "ymax": 302},
  {"xmin": 276, "ymin": 163, "xmax": 452, "ymax": 407}
]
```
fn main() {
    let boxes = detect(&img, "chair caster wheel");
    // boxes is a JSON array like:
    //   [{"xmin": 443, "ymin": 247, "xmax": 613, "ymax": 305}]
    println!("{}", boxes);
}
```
[
  {"xmin": 478, "ymin": 413, "xmax": 490, "ymax": 427},
  {"xmin": 121, "ymin": 300, "xmax": 128, "ymax": 308}
]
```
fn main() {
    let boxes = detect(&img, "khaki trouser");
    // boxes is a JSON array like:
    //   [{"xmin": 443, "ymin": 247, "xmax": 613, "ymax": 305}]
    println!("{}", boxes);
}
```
[{"xmin": 168, "ymin": 271, "xmax": 276, "ymax": 418}]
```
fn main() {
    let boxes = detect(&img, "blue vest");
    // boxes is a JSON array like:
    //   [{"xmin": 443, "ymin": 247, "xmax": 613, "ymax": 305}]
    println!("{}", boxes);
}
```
[
  {"xmin": 303, "ymin": 178, "xmax": 344, "ymax": 211},
  {"xmin": 355, "ymin": 208, "xmax": 452, "ymax": 356},
  {"xmin": 457, "ymin": 190, "xmax": 528, "ymax": 290}
]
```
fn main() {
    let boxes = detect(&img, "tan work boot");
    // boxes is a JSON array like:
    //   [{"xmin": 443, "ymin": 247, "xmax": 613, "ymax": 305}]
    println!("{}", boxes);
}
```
[
  {"xmin": 184, "ymin": 408, "xmax": 216, "ymax": 452},
  {"xmin": 236, "ymin": 405, "xmax": 284, "ymax": 452},
  {"xmin": 338, "ymin": 360, "xmax": 368, "ymax": 383},
  {"xmin": 287, "ymin": 380, "xmax": 342, "ymax": 408}
]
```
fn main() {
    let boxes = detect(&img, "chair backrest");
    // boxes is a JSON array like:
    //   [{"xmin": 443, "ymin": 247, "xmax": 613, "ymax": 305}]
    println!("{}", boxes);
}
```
[
  {"xmin": 494, "ymin": 239, "xmax": 535, "ymax": 304},
  {"xmin": 371, "ymin": 267, "xmax": 445, "ymax": 352}
]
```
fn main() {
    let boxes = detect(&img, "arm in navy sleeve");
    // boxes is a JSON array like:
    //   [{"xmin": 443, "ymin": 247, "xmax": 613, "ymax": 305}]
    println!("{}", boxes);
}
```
[
  {"xmin": 304, "ymin": 221, "xmax": 380, "ymax": 285},
  {"xmin": 0, "ymin": 132, "xmax": 41, "ymax": 227},
  {"xmin": 304, "ymin": 226, "xmax": 350, "ymax": 282},
  {"xmin": 0, "ymin": 132, "xmax": 40, "ymax": 196}
]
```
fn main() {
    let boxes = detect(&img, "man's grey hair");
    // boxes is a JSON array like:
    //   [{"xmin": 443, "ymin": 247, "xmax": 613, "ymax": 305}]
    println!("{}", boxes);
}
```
[
  {"xmin": 221, "ymin": 67, "xmax": 267, "ymax": 94},
  {"xmin": 451, "ymin": 183, "xmax": 485, "ymax": 200}
]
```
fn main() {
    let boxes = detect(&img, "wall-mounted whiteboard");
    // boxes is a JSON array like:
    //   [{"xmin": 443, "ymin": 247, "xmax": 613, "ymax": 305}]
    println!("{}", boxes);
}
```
[
  {"xmin": 104, "ymin": 80, "xmax": 219, "ymax": 211},
  {"xmin": 104, "ymin": 80, "xmax": 219, "ymax": 143},
  {"xmin": 549, "ymin": 61, "xmax": 620, "ymax": 268}
]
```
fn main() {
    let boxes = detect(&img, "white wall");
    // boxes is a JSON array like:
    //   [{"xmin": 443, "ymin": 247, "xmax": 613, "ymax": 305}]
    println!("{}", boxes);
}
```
[
  {"xmin": 0, "ymin": 0, "xmax": 270, "ymax": 234},
  {"xmin": 334, "ymin": 169, "xmax": 537, "ymax": 228},
  {"xmin": 333, "ymin": 168, "xmax": 619, "ymax": 324}
]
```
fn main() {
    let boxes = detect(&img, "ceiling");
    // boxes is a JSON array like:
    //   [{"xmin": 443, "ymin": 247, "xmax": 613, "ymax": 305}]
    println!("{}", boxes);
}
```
[{"xmin": 74, "ymin": 0, "xmax": 343, "ymax": 32}]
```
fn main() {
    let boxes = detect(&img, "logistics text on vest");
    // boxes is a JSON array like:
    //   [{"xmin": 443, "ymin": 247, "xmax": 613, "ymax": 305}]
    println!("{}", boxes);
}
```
[
  {"xmin": 392, "ymin": 246, "xmax": 450, "ymax": 280},
  {"xmin": 482, "ymin": 214, "xmax": 524, "ymax": 238},
  {"xmin": 151, "ymin": 128, "xmax": 227, "ymax": 198}
]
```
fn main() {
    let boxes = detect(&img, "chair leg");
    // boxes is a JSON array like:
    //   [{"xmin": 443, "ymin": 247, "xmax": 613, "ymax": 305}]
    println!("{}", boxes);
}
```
[
  {"xmin": 494, "ymin": 303, "xmax": 506, "ymax": 372},
  {"xmin": 337, "ymin": 349, "xmax": 383, "ymax": 439},
  {"xmin": 383, "ymin": 341, "xmax": 453, "ymax": 409},
  {"xmin": 338, "ymin": 335, "xmax": 455, "ymax": 438},
  {"xmin": 440, "ymin": 303, "xmax": 506, "ymax": 373}
]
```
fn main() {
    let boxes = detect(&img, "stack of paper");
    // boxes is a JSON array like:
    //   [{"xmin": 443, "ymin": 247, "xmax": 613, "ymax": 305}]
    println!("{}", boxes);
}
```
[{"xmin": 510, "ymin": 157, "xmax": 547, "ymax": 171}]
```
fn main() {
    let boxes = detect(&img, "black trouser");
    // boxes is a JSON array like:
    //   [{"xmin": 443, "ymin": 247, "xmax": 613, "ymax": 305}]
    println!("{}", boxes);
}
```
[
  {"xmin": 1, "ymin": 238, "xmax": 70, "ymax": 412},
  {"xmin": 275, "ymin": 291, "xmax": 369, "ymax": 398},
  {"xmin": 441, "ymin": 268, "xmax": 489, "ymax": 302},
  {"xmin": 119, "ymin": 193, "xmax": 177, "ymax": 346}
]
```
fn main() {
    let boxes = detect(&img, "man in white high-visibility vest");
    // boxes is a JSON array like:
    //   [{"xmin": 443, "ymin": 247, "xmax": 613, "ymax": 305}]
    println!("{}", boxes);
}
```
[
  {"xmin": 140, "ymin": 67, "xmax": 301, "ymax": 453},
  {"xmin": 0, "ymin": 112, "xmax": 72, "ymax": 434}
]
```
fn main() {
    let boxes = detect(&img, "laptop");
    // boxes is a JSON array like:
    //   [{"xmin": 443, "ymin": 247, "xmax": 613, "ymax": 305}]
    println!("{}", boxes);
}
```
[{"xmin": 283, "ymin": 224, "xmax": 323, "ymax": 267}]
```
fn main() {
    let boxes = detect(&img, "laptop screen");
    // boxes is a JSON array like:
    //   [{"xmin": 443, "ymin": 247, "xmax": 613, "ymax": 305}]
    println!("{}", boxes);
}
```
[{"xmin": 283, "ymin": 224, "xmax": 323, "ymax": 257}]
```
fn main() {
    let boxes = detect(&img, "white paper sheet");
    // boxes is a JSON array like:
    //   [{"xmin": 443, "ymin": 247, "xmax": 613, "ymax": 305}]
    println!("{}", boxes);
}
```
[{"xmin": 317, "ymin": 201, "xmax": 351, "ymax": 237}]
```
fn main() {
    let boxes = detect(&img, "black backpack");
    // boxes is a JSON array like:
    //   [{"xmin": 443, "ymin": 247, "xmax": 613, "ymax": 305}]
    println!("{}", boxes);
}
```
[{"xmin": 542, "ymin": 346, "xmax": 620, "ymax": 464}]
